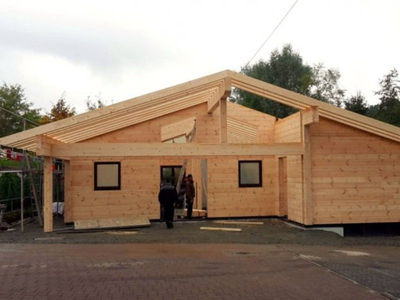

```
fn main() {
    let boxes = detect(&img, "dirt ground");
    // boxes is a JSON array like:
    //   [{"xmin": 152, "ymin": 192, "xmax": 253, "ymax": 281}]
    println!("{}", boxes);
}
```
[{"xmin": 1, "ymin": 217, "xmax": 400, "ymax": 247}]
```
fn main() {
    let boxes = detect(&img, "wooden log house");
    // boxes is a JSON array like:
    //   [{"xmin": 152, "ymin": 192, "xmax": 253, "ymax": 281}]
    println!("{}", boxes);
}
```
[{"xmin": 0, "ymin": 70, "xmax": 399, "ymax": 232}]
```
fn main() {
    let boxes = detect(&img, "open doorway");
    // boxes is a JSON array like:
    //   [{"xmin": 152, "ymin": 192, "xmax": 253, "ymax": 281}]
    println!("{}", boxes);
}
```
[{"xmin": 160, "ymin": 165, "xmax": 185, "ymax": 219}]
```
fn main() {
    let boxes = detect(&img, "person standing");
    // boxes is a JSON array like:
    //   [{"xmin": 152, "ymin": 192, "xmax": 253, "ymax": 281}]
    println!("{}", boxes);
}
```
[
  {"xmin": 158, "ymin": 179, "xmax": 178, "ymax": 229},
  {"xmin": 185, "ymin": 174, "xmax": 195, "ymax": 219}
]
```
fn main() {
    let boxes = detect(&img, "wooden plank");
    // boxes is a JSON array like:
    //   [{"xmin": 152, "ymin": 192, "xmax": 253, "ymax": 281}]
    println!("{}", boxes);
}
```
[
  {"xmin": 50, "ymin": 142, "xmax": 305, "ymax": 157},
  {"xmin": 213, "ymin": 220, "xmax": 263, "ymax": 225},
  {"xmin": 74, "ymin": 216, "xmax": 150, "ymax": 230},
  {"xmin": 200, "ymin": 227, "xmax": 242, "ymax": 232},
  {"xmin": 43, "ymin": 157, "xmax": 53, "ymax": 232}
]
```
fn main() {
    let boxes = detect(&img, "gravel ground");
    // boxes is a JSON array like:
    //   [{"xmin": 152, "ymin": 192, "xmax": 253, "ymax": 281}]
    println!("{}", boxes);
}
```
[{"xmin": 1, "ymin": 217, "xmax": 400, "ymax": 247}]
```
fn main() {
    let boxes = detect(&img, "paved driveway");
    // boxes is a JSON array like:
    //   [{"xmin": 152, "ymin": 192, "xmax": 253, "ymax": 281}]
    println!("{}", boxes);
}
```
[{"xmin": 0, "ymin": 243, "xmax": 395, "ymax": 300}]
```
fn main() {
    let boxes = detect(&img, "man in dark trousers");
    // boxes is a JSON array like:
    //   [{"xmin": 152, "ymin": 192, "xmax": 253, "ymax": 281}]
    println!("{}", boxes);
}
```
[
  {"xmin": 158, "ymin": 179, "xmax": 178, "ymax": 229},
  {"xmin": 185, "ymin": 174, "xmax": 195, "ymax": 219}
]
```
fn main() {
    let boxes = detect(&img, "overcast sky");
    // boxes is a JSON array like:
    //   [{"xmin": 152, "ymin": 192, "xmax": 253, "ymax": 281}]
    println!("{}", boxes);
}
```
[{"xmin": 1, "ymin": 0, "xmax": 399, "ymax": 114}]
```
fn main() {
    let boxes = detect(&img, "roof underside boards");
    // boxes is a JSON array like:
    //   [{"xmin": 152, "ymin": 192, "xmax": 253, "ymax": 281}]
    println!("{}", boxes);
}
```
[{"xmin": 0, "ymin": 69, "xmax": 399, "ymax": 153}]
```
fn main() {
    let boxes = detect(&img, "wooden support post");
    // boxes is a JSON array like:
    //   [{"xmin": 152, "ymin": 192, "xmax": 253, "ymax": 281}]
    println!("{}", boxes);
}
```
[
  {"xmin": 302, "ymin": 125, "xmax": 313, "ymax": 225},
  {"xmin": 220, "ymin": 98, "xmax": 227, "ymax": 143},
  {"xmin": 43, "ymin": 157, "xmax": 53, "ymax": 232},
  {"xmin": 64, "ymin": 160, "xmax": 72, "ymax": 223}
]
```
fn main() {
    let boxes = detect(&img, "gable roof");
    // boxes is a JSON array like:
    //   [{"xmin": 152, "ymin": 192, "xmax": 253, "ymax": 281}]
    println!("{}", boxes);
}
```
[{"xmin": 1, "ymin": 69, "xmax": 399, "ymax": 152}]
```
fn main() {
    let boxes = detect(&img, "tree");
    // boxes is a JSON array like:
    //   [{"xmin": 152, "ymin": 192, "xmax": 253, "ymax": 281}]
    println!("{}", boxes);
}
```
[
  {"xmin": 373, "ymin": 69, "xmax": 400, "ymax": 126},
  {"xmin": 343, "ymin": 92, "xmax": 369, "ymax": 115},
  {"xmin": 309, "ymin": 64, "xmax": 345, "ymax": 107},
  {"xmin": 234, "ymin": 44, "xmax": 345, "ymax": 118},
  {"xmin": 0, "ymin": 83, "xmax": 41, "ymax": 137},
  {"xmin": 40, "ymin": 92, "xmax": 76, "ymax": 124},
  {"xmin": 234, "ymin": 44, "xmax": 312, "ymax": 118}
]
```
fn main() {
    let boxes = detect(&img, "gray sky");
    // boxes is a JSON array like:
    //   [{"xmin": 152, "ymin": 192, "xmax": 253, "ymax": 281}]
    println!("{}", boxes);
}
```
[{"xmin": 1, "ymin": 0, "xmax": 400, "ymax": 114}]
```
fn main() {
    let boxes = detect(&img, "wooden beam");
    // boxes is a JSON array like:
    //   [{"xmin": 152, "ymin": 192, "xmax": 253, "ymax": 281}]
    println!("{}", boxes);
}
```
[
  {"xmin": 302, "ymin": 125, "xmax": 313, "ymax": 225},
  {"xmin": 43, "ymin": 157, "xmax": 53, "ymax": 232},
  {"xmin": 200, "ymin": 227, "xmax": 242, "ymax": 232},
  {"xmin": 36, "ymin": 135, "xmax": 53, "ymax": 157},
  {"xmin": 213, "ymin": 221, "xmax": 264, "ymax": 225},
  {"xmin": 161, "ymin": 117, "xmax": 196, "ymax": 142},
  {"xmin": 220, "ymin": 98, "xmax": 227, "ymax": 143},
  {"xmin": 49, "ymin": 142, "xmax": 305, "ymax": 157},
  {"xmin": 301, "ymin": 106, "xmax": 319, "ymax": 125},
  {"xmin": 208, "ymin": 77, "xmax": 232, "ymax": 114}
]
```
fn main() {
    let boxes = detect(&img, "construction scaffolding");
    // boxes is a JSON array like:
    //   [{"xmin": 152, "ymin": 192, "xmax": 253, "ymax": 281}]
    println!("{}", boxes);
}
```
[{"xmin": 0, "ymin": 149, "xmax": 65, "ymax": 232}]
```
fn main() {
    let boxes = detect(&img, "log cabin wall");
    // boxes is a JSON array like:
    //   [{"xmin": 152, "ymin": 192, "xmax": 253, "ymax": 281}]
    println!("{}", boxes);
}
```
[
  {"xmin": 65, "ymin": 102, "xmax": 277, "ymax": 221},
  {"xmin": 310, "ymin": 117, "xmax": 400, "ymax": 224},
  {"xmin": 274, "ymin": 112, "xmax": 304, "ymax": 223},
  {"xmin": 207, "ymin": 156, "xmax": 278, "ymax": 218}
]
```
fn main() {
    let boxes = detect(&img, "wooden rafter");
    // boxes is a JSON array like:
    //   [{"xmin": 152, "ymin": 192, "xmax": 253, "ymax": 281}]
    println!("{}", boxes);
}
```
[{"xmin": 207, "ymin": 77, "xmax": 232, "ymax": 114}]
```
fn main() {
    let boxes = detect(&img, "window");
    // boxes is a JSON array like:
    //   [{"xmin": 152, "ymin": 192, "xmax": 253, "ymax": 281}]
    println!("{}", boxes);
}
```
[
  {"xmin": 94, "ymin": 162, "xmax": 121, "ymax": 190},
  {"xmin": 160, "ymin": 165, "xmax": 183, "ymax": 186},
  {"xmin": 238, "ymin": 160, "xmax": 262, "ymax": 188}
]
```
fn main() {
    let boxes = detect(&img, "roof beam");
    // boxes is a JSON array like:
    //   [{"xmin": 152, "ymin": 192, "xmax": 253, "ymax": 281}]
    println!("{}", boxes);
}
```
[
  {"xmin": 49, "ymin": 142, "xmax": 304, "ymax": 158},
  {"xmin": 301, "ymin": 106, "xmax": 319, "ymax": 125},
  {"xmin": 36, "ymin": 135, "xmax": 65, "ymax": 156},
  {"xmin": 208, "ymin": 77, "xmax": 232, "ymax": 114}
]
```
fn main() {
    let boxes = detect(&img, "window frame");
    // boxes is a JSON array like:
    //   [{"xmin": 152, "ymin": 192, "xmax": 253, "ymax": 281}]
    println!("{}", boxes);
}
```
[
  {"xmin": 238, "ymin": 160, "xmax": 263, "ymax": 188},
  {"xmin": 160, "ymin": 165, "xmax": 184, "ymax": 186},
  {"xmin": 94, "ymin": 162, "xmax": 121, "ymax": 191}
]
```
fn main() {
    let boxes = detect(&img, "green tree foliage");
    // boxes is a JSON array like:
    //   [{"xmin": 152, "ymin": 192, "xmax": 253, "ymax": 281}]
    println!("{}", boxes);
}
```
[
  {"xmin": 343, "ymin": 92, "xmax": 369, "ymax": 115},
  {"xmin": 234, "ymin": 44, "xmax": 312, "ymax": 118},
  {"xmin": 373, "ymin": 69, "xmax": 400, "ymax": 127},
  {"xmin": 234, "ymin": 44, "xmax": 345, "ymax": 118},
  {"xmin": 40, "ymin": 93, "xmax": 76, "ymax": 124},
  {"xmin": 309, "ymin": 64, "xmax": 345, "ymax": 107},
  {"xmin": 0, "ymin": 83, "xmax": 41, "ymax": 137}
]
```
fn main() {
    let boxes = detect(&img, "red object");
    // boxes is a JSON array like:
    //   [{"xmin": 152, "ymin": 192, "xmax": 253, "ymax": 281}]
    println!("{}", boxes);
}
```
[{"xmin": 6, "ymin": 149, "xmax": 23, "ymax": 161}]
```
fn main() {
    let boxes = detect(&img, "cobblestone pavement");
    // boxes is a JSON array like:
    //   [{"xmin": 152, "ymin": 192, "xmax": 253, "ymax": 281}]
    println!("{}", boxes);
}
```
[{"xmin": 0, "ymin": 243, "xmax": 391, "ymax": 300}]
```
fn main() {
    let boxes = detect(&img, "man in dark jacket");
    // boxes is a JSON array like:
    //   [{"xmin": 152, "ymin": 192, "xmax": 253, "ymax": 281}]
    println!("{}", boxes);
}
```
[
  {"xmin": 185, "ymin": 174, "xmax": 195, "ymax": 219},
  {"xmin": 158, "ymin": 179, "xmax": 178, "ymax": 229}
]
